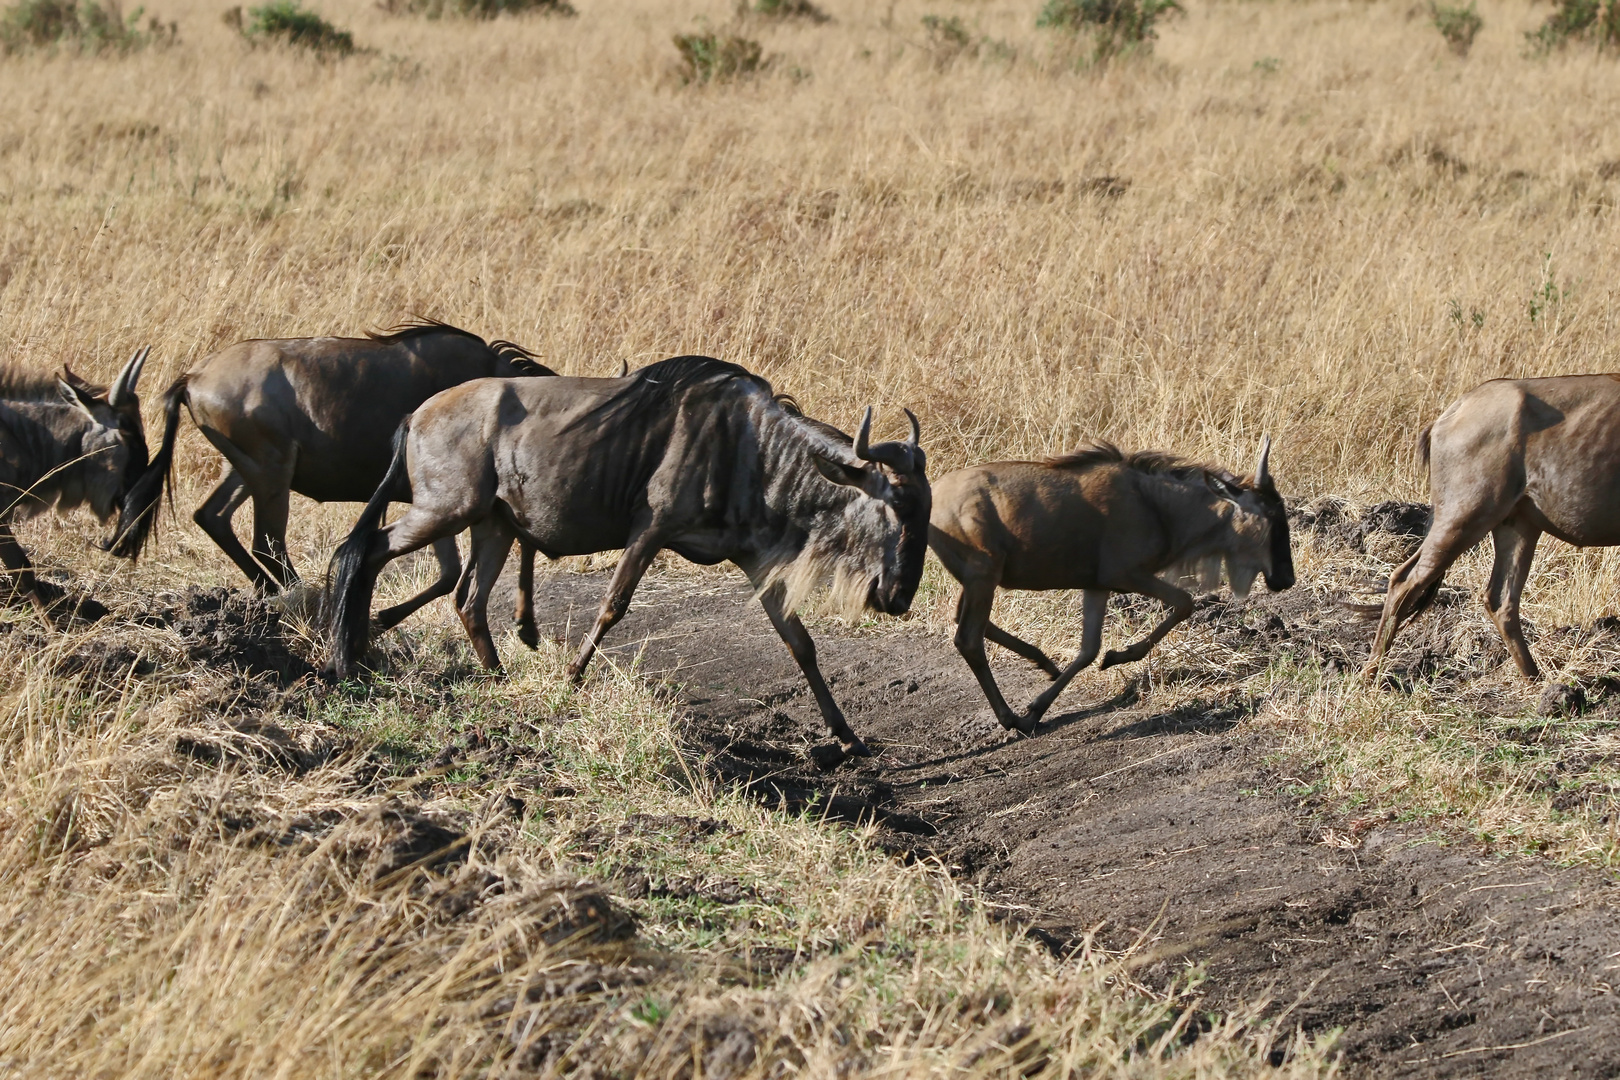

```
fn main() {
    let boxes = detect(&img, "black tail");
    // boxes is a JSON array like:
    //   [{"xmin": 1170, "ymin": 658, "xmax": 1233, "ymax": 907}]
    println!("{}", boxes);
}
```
[
  {"xmin": 325, "ymin": 421, "xmax": 411, "ymax": 678},
  {"xmin": 108, "ymin": 373, "xmax": 189, "ymax": 560}
]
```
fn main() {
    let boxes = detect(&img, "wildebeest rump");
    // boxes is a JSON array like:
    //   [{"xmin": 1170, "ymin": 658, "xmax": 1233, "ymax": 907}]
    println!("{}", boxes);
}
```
[
  {"xmin": 1365, "ymin": 375, "xmax": 1620, "ymax": 680},
  {"xmin": 929, "ymin": 438, "xmax": 1294, "ymax": 732},
  {"xmin": 0, "ymin": 348, "xmax": 150, "ymax": 621},
  {"xmin": 111, "ymin": 320, "xmax": 557, "ymax": 637},
  {"xmin": 327, "ymin": 355, "xmax": 930, "ymax": 758}
]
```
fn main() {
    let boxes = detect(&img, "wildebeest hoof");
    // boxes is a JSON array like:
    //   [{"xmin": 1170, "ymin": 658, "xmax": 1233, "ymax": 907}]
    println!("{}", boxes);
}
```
[
  {"xmin": 67, "ymin": 595, "xmax": 109, "ymax": 623},
  {"xmin": 810, "ymin": 742, "xmax": 848, "ymax": 770},
  {"xmin": 517, "ymin": 622, "xmax": 540, "ymax": 649},
  {"xmin": 1098, "ymin": 650, "xmax": 1126, "ymax": 670},
  {"xmin": 812, "ymin": 736, "xmax": 869, "ymax": 770}
]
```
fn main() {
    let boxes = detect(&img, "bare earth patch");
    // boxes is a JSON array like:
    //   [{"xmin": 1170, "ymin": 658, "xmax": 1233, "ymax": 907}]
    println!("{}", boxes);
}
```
[{"xmin": 506, "ymin": 566, "xmax": 1620, "ymax": 1078}]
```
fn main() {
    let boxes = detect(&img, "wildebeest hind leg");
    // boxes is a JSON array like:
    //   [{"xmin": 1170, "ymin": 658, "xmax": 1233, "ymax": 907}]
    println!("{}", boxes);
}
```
[
  {"xmin": 250, "ymin": 486, "xmax": 297, "ymax": 592},
  {"xmin": 1023, "ymin": 589, "xmax": 1108, "ymax": 726},
  {"xmin": 951, "ymin": 578, "xmax": 1026, "ymax": 732},
  {"xmin": 984, "ymin": 621, "xmax": 1061, "ymax": 678},
  {"xmin": 1485, "ymin": 517, "xmax": 1541, "ymax": 679},
  {"xmin": 1098, "ymin": 576, "xmax": 1194, "ymax": 669},
  {"xmin": 457, "ymin": 521, "xmax": 514, "ymax": 671},
  {"xmin": 193, "ymin": 470, "xmax": 276, "ymax": 592},
  {"xmin": 756, "ymin": 581, "xmax": 868, "ymax": 756},
  {"xmin": 375, "ymin": 536, "xmax": 462, "ymax": 632},
  {"xmin": 566, "ymin": 528, "xmax": 661, "ymax": 682}
]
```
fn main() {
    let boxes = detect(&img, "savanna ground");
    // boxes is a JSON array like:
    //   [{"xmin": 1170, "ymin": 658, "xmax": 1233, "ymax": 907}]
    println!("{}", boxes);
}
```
[{"xmin": 3, "ymin": 0, "xmax": 1620, "ymax": 1074}]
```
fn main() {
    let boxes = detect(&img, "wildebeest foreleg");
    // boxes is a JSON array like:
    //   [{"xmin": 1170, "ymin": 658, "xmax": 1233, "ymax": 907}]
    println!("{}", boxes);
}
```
[
  {"xmin": 193, "ymin": 469, "xmax": 276, "ymax": 592},
  {"xmin": 515, "ymin": 543, "xmax": 539, "ymax": 648},
  {"xmin": 1362, "ymin": 516, "xmax": 1490, "ymax": 678},
  {"xmin": 951, "ymin": 577, "xmax": 1030, "ymax": 733},
  {"xmin": 1485, "ymin": 517, "xmax": 1542, "ymax": 679},
  {"xmin": 0, "ymin": 524, "xmax": 69, "ymax": 622},
  {"xmin": 757, "ymin": 582, "xmax": 869, "ymax": 755},
  {"xmin": 375, "ymin": 536, "xmax": 462, "ymax": 632},
  {"xmin": 984, "ymin": 621, "xmax": 1061, "ymax": 678},
  {"xmin": 456, "ymin": 521, "xmax": 514, "ymax": 671},
  {"xmin": 566, "ymin": 530, "xmax": 662, "ymax": 682},
  {"xmin": 1022, "ymin": 589, "xmax": 1108, "ymax": 724},
  {"xmin": 1097, "ymin": 576, "xmax": 1194, "ymax": 669}
]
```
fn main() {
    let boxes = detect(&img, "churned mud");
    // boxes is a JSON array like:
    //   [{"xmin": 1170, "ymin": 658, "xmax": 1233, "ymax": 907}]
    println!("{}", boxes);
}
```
[{"xmin": 501, "ymin": 513, "xmax": 1620, "ymax": 1079}]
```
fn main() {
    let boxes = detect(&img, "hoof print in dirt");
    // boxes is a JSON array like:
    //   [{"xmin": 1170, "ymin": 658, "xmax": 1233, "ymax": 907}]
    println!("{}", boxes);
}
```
[
  {"xmin": 809, "ymin": 742, "xmax": 851, "ymax": 770},
  {"xmin": 1538, "ymin": 680, "xmax": 1587, "ymax": 717},
  {"xmin": 369, "ymin": 802, "xmax": 472, "ymax": 880},
  {"xmin": 142, "ymin": 587, "xmax": 316, "ymax": 684},
  {"xmin": 529, "ymin": 881, "xmax": 637, "ymax": 945}
]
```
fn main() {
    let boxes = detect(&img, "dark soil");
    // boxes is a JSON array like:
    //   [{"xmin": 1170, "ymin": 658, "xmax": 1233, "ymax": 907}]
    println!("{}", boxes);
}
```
[{"xmin": 501, "ymin": 563, "xmax": 1620, "ymax": 1079}]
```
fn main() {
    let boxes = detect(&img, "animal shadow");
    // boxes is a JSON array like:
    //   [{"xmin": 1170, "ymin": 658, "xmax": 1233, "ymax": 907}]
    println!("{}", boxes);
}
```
[{"xmin": 1094, "ymin": 695, "xmax": 1252, "ymax": 741}]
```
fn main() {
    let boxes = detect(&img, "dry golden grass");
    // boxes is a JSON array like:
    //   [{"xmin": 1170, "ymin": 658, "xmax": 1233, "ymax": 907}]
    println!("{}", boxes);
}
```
[{"xmin": 5, "ymin": 0, "xmax": 1620, "ymax": 1072}]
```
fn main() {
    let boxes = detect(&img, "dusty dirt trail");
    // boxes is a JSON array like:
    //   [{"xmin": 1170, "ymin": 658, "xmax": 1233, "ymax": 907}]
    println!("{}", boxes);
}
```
[{"xmin": 501, "ymin": 568, "xmax": 1620, "ymax": 1078}]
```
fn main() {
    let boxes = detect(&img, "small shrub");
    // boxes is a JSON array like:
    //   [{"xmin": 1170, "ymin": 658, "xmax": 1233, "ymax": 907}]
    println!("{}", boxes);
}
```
[
  {"xmin": 921, "ymin": 13, "xmax": 970, "ymax": 49},
  {"xmin": 228, "ymin": 0, "xmax": 355, "ymax": 53},
  {"xmin": 377, "ymin": 0, "xmax": 572, "ymax": 19},
  {"xmin": 920, "ymin": 13, "xmax": 1014, "ymax": 66},
  {"xmin": 672, "ymin": 31, "xmax": 763, "ymax": 83},
  {"xmin": 1036, "ymin": 0, "xmax": 1183, "ymax": 60},
  {"xmin": 1429, "ymin": 0, "xmax": 1481, "ymax": 56},
  {"xmin": 1524, "ymin": 0, "xmax": 1620, "ymax": 54},
  {"xmin": 743, "ymin": 0, "xmax": 828, "ymax": 22},
  {"xmin": 0, "ymin": 0, "xmax": 173, "ymax": 52}
]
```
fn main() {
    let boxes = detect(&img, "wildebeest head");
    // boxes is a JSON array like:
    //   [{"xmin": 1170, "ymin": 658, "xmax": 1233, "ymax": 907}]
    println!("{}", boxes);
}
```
[
  {"xmin": 1203, "ymin": 435, "xmax": 1294, "ymax": 597},
  {"xmin": 807, "ymin": 407, "xmax": 932, "ymax": 616},
  {"xmin": 59, "ymin": 348, "xmax": 150, "ymax": 533}
]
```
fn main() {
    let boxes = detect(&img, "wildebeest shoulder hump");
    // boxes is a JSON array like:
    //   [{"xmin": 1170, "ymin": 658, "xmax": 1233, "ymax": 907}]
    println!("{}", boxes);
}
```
[{"xmin": 1043, "ymin": 441, "xmax": 1209, "ymax": 482}]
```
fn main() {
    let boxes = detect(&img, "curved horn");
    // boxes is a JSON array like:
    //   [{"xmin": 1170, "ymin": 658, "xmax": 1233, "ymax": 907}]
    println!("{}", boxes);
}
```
[
  {"xmin": 904, "ymin": 407, "xmax": 920, "ymax": 450},
  {"xmin": 616, "ymin": 359, "xmax": 629, "ymax": 378},
  {"xmin": 852, "ymin": 406, "xmax": 874, "ymax": 462},
  {"xmin": 1253, "ymin": 434, "xmax": 1272, "ymax": 488},
  {"xmin": 108, "ymin": 346, "xmax": 150, "ymax": 407}
]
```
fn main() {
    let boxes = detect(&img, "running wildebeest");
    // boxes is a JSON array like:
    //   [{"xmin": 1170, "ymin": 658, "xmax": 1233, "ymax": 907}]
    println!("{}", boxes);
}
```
[
  {"xmin": 929, "ymin": 438, "xmax": 1293, "ymax": 733},
  {"xmin": 0, "ymin": 348, "xmax": 151, "ymax": 621},
  {"xmin": 1364, "ymin": 375, "xmax": 1620, "ymax": 681},
  {"xmin": 110, "ymin": 320, "xmax": 560, "ymax": 639},
  {"xmin": 327, "ymin": 355, "xmax": 930, "ymax": 760}
]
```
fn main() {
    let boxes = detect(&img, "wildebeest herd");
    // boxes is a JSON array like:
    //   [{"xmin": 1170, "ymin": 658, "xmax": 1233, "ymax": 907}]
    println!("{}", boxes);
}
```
[{"xmin": 0, "ymin": 320, "xmax": 1608, "ymax": 760}]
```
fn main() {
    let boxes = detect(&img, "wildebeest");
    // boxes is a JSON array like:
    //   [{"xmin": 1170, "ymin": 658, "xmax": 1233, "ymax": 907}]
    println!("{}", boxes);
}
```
[
  {"xmin": 110, "ymin": 320, "xmax": 557, "ymax": 638},
  {"xmin": 0, "ymin": 348, "xmax": 150, "ymax": 621},
  {"xmin": 327, "ymin": 355, "xmax": 930, "ymax": 759},
  {"xmin": 1365, "ymin": 375, "xmax": 1620, "ymax": 680},
  {"xmin": 929, "ymin": 438, "xmax": 1294, "ymax": 733}
]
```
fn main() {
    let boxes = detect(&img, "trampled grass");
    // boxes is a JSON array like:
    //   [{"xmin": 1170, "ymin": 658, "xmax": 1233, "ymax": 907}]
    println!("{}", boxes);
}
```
[{"xmin": 0, "ymin": 596, "xmax": 1340, "ymax": 1077}]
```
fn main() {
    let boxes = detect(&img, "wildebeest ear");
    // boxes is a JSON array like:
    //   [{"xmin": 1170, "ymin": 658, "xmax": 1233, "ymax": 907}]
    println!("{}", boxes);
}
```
[
  {"xmin": 58, "ymin": 378, "xmax": 101, "ymax": 420},
  {"xmin": 1206, "ymin": 472, "xmax": 1245, "ymax": 503},
  {"xmin": 811, "ymin": 452, "xmax": 869, "ymax": 489}
]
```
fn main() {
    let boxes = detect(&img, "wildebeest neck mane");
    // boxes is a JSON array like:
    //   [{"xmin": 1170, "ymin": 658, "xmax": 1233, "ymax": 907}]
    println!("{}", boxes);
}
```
[
  {"xmin": 561, "ymin": 355, "xmax": 760, "ymax": 436},
  {"xmin": 367, "ymin": 317, "xmax": 551, "ymax": 375},
  {"xmin": 1045, "ymin": 441, "xmax": 1220, "ymax": 483},
  {"xmin": 0, "ymin": 364, "xmax": 75, "ymax": 403}
]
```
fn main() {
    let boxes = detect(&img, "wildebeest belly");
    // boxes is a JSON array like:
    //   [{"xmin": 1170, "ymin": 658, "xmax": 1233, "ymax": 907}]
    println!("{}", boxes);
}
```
[{"xmin": 497, "ymin": 473, "xmax": 638, "ymax": 558}]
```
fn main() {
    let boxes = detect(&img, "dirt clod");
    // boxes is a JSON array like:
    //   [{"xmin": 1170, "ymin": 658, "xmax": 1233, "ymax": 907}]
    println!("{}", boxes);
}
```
[{"xmin": 1539, "ymin": 681, "xmax": 1588, "ymax": 717}]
